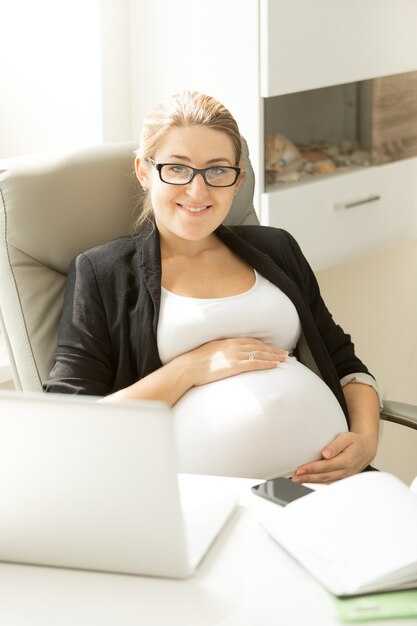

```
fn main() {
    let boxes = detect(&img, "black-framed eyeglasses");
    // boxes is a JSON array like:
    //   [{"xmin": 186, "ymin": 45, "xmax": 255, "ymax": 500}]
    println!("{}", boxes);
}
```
[{"xmin": 149, "ymin": 159, "xmax": 240, "ymax": 188}]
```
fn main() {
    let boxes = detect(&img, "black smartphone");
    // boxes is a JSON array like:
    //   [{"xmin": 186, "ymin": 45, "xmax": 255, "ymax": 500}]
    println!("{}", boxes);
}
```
[{"xmin": 252, "ymin": 477, "xmax": 314, "ymax": 506}]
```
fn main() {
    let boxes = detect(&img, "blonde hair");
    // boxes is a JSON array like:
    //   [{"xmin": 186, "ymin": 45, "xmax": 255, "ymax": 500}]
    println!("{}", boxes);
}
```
[{"xmin": 133, "ymin": 91, "xmax": 242, "ymax": 232}]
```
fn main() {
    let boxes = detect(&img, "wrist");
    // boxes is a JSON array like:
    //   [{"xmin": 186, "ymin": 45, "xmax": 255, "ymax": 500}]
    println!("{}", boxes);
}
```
[
  {"xmin": 170, "ymin": 352, "xmax": 196, "ymax": 392},
  {"xmin": 349, "ymin": 416, "xmax": 380, "ymax": 439}
]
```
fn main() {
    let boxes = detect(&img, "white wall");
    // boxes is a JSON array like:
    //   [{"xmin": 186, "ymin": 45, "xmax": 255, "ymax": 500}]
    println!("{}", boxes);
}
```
[
  {"xmin": 128, "ymin": 0, "xmax": 261, "ymax": 201},
  {"xmin": 99, "ymin": 0, "xmax": 131, "ymax": 142},
  {"xmin": 317, "ymin": 241, "xmax": 417, "ymax": 406},
  {"xmin": 0, "ymin": 0, "xmax": 131, "ymax": 159},
  {"xmin": 317, "ymin": 240, "xmax": 417, "ymax": 484}
]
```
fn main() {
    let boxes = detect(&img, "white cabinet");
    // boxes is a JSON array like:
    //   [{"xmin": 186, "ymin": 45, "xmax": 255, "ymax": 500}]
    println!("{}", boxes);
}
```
[
  {"xmin": 260, "ymin": 0, "xmax": 417, "ymax": 97},
  {"xmin": 130, "ymin": 0, "xmax": 417, "ymax": 269},
  {"xmin": 259, "ymin": 0, "xmax": 417, "ymax": 269},
  {"xmin": 263, "ymin": 159, "xmax": 417, "ymax": 271}
]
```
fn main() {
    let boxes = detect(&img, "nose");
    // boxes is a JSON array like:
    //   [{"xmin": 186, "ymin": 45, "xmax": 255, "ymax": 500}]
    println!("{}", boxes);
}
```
[{"xmin": 185, "ymin": 172, "xmax": 208, "ymax": 199}]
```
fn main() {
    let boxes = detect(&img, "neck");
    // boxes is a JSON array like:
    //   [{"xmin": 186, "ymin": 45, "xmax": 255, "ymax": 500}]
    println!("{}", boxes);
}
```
[{"xmin": 159, "ymin": 231, "xmax": 221, "ymax": 260}]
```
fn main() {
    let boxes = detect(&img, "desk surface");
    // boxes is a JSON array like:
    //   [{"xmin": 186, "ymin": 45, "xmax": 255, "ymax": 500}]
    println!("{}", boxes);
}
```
[
  {"xmin": 0, "ymin": 489, "xmax": 415, "ymax": 626},
  {"xmin": 0, "ymin": 333, "xmax": 11, "ymax": 384}
]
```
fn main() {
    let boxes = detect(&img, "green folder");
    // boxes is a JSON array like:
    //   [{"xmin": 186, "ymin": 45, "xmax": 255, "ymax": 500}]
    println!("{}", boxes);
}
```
[{"xmin": 333, "ymin": 590, "xmax": 417, "ymax": 622}]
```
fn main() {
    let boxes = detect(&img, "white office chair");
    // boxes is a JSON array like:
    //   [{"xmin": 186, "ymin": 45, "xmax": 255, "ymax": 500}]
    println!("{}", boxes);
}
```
[
  {"xmin": 0, "ymin": 139, "xmax": 416, "ymax": 437},
  {"xmin": 0, "ymin": 139, "xmax": 258, "ymax": 391}
]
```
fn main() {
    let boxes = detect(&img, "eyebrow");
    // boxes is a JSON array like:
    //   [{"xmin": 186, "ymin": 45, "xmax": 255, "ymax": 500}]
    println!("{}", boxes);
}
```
[{"xmin": 166, "ymin": 154, "xmax": 233, "ymax": 165}]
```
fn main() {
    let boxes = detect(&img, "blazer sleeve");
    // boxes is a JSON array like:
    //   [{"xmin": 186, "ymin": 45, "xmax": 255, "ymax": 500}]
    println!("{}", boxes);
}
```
[
  {"xmin": 43, "ymin": 253, "xmax": 115, "ymax": 396},
  {"xmin": 284, "ymin": 231, "xmax": 373, "ymax": 381}
]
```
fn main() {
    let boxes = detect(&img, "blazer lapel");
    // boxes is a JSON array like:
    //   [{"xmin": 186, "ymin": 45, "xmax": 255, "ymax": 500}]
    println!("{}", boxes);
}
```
[
  {"xmin": 215, "ymin": 225, "xmax": 309, "ymax": 316},
  {"xmin": 136, "ymin": 221, "xmax": 163, "ymax": 337}
]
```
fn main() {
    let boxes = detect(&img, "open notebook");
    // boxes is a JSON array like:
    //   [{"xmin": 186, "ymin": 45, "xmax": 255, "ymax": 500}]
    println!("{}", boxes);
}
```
[
  {"xmin": 253, "ymin": 471, "xmax": 417, "ymax": 597},
  {"xmin": 0, "ymin": 391, "xmax": 239, "ymax": 578}
]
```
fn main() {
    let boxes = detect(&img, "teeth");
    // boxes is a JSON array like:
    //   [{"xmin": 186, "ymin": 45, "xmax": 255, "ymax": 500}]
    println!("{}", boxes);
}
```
[{"xmin": 181, "ymin": 205, "xmax": 208, "ymax": 213}]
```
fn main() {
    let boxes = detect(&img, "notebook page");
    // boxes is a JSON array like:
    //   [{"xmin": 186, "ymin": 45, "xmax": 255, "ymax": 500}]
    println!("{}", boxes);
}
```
[{"xmin": 258, "ymin": 472, "xmax": 417, "ymax": 596}]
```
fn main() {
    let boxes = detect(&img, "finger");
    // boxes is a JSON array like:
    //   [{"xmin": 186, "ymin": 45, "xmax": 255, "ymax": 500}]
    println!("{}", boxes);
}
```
[
  {"xmin": 256, "ymin": 342, "xmax": 289, "ymax": 357},
  {"xmin": 292, "ymin": 467, "xmax": 351, "ymax": 484},
  {"xmin": 261, "ymin": 347, "xmax": 289, "ymax": 360},
  {"xmin": 292, "ymin": 455, "xmax": 356, "ymax": 483},
  {"xmin": 236, "ymin": 337, "xmax": 288, "ymax": 353},
  {"xmin": 242, "ymin": 358, "xmax": 279, "ymax": 371},
  {"xmin": 293, "ymin": 450, "xmax": 359, "ymax": 483},
  {"xmin": 224, "ymin": 339, "xmax": 289, "ymax": 367},
  {"xmin": 321, "ymin": 432, "xmax": 353, "ymax": 460},
  {"xmin": 245, "ymin": 344, "xmax": 289, "ymax": 359},
  {"xmin": 242, "ymin": 349, "xmax": 286, "ymax": 363},
  {"xmin": 293, "ymin": 454, "xmax": 347, "ymax": 479}
]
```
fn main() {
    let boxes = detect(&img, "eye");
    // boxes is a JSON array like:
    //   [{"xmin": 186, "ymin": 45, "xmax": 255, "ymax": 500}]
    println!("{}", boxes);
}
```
[
  {"xmin": 208, "ymin": 167, "xmax": 227, "ymax": 177},
  {"xmin": 167, "ymin": 164, "xmax": 190, "ymax": 174}
]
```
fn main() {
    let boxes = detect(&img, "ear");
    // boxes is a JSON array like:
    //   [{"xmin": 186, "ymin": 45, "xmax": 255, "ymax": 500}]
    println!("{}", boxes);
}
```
[
  {"xmin": 235, "ymin": 159, "xmax": 244, "ymax": 193},
  {"xmin": 135, "ymin": 157, "xmax": 150, "ymax": 191}
]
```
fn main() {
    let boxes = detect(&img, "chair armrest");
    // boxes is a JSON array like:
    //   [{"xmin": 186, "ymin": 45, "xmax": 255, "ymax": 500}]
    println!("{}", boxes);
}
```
[{"xmin": 380, "ymin": 400, "xmax": 417, "ymax": 430}]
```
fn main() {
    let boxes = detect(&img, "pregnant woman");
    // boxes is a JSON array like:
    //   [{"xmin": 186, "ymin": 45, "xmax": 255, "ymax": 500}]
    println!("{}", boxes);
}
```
[{"xmin": 44, "ymin": 91, "xmax": 381, "ymax": 483}]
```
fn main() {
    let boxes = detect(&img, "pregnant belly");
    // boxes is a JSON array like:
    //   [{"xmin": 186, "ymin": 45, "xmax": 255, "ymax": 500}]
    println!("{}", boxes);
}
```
[{"xmin": 173, "ymin": 357, "xmax": 348, "ymax": 479}]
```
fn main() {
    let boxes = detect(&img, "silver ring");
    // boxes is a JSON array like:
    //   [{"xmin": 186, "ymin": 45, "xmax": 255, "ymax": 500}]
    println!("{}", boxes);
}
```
[{"xmin": 248, "ymin": 351, "xmax": 255, "ymax": 360}]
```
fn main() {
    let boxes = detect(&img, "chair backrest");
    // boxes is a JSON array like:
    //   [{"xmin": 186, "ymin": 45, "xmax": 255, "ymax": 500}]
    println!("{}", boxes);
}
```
[{"xmin": 0, "ymin": 139, "xmax": 258, "ymax": 391}]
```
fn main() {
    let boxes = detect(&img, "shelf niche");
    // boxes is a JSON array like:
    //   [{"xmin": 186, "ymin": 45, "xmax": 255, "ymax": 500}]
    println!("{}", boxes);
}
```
[{"xmin": 264, "ymin": 70, "xmax": 417, "ymax": 192}]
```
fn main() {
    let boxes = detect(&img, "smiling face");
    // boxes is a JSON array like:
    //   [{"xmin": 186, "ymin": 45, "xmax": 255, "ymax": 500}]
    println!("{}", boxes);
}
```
[{"xmin": 135, "ymin": 125, "xmax": 241, "ymax": 252}]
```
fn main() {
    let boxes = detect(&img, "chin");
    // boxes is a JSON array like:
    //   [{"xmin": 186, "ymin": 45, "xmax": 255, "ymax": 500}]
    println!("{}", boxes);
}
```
[{"xmin": 175, "ymin": 217, "xmax": 224, "ymax": 239}]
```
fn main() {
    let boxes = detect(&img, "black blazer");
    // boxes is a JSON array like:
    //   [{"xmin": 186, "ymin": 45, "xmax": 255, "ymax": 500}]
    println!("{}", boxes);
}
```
[{"xmin": 44, "ymin": 221, "xmax": 372, "ymax": 418}]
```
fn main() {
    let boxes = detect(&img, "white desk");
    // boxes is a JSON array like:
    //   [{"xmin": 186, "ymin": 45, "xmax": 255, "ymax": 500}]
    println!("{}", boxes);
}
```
[
  {"xmin": 0, "ymin": 490, "xmax": 414, "ymax": 626},
  {"xmin": 0, "ymin": 332, "xmax": 11, "ymax": 385}
]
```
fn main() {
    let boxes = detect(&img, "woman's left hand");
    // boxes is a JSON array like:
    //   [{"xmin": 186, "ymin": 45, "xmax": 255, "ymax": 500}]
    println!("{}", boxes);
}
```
[
  {"xmin": 293, "ymin": 382, "xmax": 380, "ymax": 484},
  {"xmin": 292, "ymin": 430, "xmax": 378, "ymax": 484}
]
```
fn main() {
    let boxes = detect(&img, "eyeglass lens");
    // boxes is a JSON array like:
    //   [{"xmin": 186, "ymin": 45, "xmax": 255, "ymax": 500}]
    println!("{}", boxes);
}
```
[{"xmin": 159, "ymin": 164, "xmax": 238, "ymax": 187}]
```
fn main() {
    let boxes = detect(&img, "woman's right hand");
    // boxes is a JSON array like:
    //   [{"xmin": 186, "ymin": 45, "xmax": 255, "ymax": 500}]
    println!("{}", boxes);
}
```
[
  {"xmin": 176, "ymin": 338, "xmax": 288, "ymax": 388},
  {"xmin": 105, "ymin": 338, "xmax": 288, "ymax": 408}
]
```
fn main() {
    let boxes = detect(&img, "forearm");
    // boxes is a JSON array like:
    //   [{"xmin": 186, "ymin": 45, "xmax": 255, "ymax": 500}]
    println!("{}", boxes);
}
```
[
  {"xmin": 102, "ymin": 337, "xmax": 283, "ymax": 406},
  {"xmin": 102, "ymin": 357, "xmax": 192, "ymax": 407},
  {"xmin": 343, "ymin": 382, "xmax": 380, "ymax": 441}
]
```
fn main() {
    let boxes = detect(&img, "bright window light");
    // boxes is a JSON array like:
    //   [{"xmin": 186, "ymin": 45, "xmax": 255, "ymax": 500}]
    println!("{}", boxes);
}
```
[{"xmin": 0, "ymin": 0, "xmax": 103, "ymax": 158}]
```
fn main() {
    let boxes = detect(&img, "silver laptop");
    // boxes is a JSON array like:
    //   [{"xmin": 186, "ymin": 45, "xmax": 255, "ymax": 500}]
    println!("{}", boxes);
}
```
[{"xmin": 0, "ymin": 391, "xmax": 238, "ymax": 577}]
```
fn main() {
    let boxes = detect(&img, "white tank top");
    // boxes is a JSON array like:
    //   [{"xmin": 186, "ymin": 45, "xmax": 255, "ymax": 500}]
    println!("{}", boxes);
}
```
[
  {"xmin": 157, "ymin": 271, "xmax": 348, "ymax": 479},
  {"xmin": 157, "ymin": 271, "xmax": 301, "ymax": 363}
]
